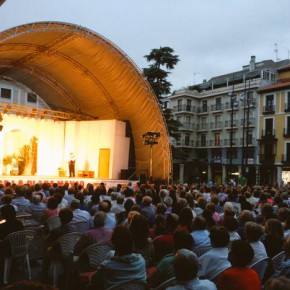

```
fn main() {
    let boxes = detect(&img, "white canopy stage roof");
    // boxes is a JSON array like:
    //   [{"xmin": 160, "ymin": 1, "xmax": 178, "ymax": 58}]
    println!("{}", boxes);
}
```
[{"xmin": 0, "ymin": 22, "xmax": 172, "ymax": 181}]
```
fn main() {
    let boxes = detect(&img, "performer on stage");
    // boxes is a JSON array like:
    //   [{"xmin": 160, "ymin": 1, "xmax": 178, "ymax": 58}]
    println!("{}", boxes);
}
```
[{"xmin": 68, "ymin": 153, "xmax": 76, "ymax": 177}]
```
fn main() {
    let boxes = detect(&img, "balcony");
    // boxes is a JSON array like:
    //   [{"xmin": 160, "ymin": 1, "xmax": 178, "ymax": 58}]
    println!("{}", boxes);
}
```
[
  {"xmin": 172, "ymin": 139, "xmax": 195, "ymax": 148},
  {"xmin": 210, "ymin": 121, "xmax": 223, "ymax": 130},
  {"xmin": 173, "ymin": 104, "xmax": 196, "ymax": 113},
  {"xmin": 197, "ymin": 106, "xmax": 209, "ymax": 114},
  {"xmin": 209, "ymin": 140, "xmax": 222, "ymax": 147},
  {"xmin": 195, "ymin": 140, "xmax": 208, "ymax": 148},
  {"xmin": 260, "ymin": 129, "xmax": 276, "ymax": 139},
  {"xmin": 196, "ymin": 123, "xmax": 209, "ymax": 131},
  {"xmin": 180, "ymin": 122, "xmax": 195, "ymax": 131},
  {"xmin": 225, "ymin": 102, "xmax": 239, "ymax": 110},
  {"xmin": 240, "ymin": 118, "xmax": 256, "ymax": 127},
  {"xmin": 282, "ymin": 154, "xmax": 290, "ymax": 164},
  {"xmin": 263, "ymin": 105, "xmax": 275, "ymax": 115},
  {"xmin": 224, "ymin": 139, "xmax": 238, "ymax": 146},
  {"xmin": 239, "ymin": 138, "xmax": 257, "ymax": 146},
  {"xmin": 210, "ymin": 104, "xmax": 224, "ymax": 112},
  {"xmin": 224, "ymin": 120, "xmax": 238, "ymax": 128},
  {"xmin": 260, "ymin": 154, "xmax": 276, "ymax": 164},
  {"xmin": 284, "ymin": 128, "xmax": 290, "ymax": 138},
  {"xmin": 285, "ymin": 103, "xmax": 290, "ymax": 112}
]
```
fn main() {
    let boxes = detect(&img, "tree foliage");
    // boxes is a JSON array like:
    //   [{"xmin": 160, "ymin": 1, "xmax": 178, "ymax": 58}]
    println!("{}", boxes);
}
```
[{"xmin": 143, "ymin": 47, "xmax": 181, "ymax": 140}]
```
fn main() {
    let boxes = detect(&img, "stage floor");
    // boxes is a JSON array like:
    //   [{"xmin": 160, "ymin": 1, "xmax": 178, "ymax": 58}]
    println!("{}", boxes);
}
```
[{"xmin": 0, "ymin": 175, "xmax": 136, "ymax": 189}]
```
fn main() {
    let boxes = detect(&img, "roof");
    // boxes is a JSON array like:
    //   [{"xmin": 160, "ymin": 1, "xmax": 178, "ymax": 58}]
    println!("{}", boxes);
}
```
[
  {"xmin": 259, "ymin": 78, "xmax": 290, "ymax": 93},
  {"xmin": 0, "ymin": 21, "xmax": 171, "ymax": 180}
]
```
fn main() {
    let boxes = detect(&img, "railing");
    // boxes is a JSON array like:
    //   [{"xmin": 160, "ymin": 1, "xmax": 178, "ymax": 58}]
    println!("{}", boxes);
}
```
[
  {"xmin": 261, "ymin": 129, "xmax": 276, "ymax": 138},
  {"xmin": 173, "ymin": 104, "xmax": 196, "ymax": 113},
  {"xmin": 240, "ymin": 118, "xmax": 256, "ymax": 126},
  {"xmin": 171, "ymin": 139, "xmax": 195, "ymax": 147},
  {"xmin": 196, "ymin": 123, "xmax": 209, "ymax": 130},
  {"xmin": 209, "ymin": 140, "xmax": 222, "ymax": 147},
  {"xmin": 282, "ymin": 154, "xmax": 290, "ymax": 164},
  {"xmin": 224, "ymin": 120, "xmax": 238, "ymax": 127},
  {"xmin": 239, "ymin": 138, "xmax": 257, "ymax": 146},
  {"xmin": 285, "ymin": 103, "xmax": 290, "ymax": 112},
  {"xmin": 225, "ymin": 102, "xmax": 239, "ymax": 110},
  {"xmin": 180, "ymin": 122, "xmax": 195, "ymax": 130},
  {"xmin": 260, "ymin": 154, "xmax": 276, "ymax": 163},
  {"xmin": 197, "ymin": 106, "xmax": 209, "ymax": 113},
  {"xmin": 210, "ymin": 104, "xmax": 224, "ymax": 111},
  {"xmin": 195, "ymin": 140, "xmax": 208, "ymax": 147},
  {"xmin": 263, "ymin": 105, "xmax": 275, "ymax": 115},
  {"xmin": 284, "ymin": 128, "xmax": 290, "ymax": 137},
  {"xmin": 224, "ymin": 139, "xmax": 238, "ymax": 146},
  {"xmin": 210, "ymin": 121, "xmax": 223, "ymax": 129}
]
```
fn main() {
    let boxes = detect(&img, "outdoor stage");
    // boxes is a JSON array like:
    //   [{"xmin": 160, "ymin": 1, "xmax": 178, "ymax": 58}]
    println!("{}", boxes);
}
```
[{"xmin": 0, "ymin": 175, "xmax": 137, "ymax": 189}]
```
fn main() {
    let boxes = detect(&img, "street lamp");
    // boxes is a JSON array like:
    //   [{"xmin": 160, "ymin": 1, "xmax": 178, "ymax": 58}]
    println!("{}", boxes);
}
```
[{"xmin": 142, "ymin": 131, "xmax": 160, "ymax": 182}]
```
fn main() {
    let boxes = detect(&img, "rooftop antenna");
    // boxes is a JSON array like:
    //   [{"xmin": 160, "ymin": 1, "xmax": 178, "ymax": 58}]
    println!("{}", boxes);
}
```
[
  {"xmin": 193, "ymin": 72, "xmax": 200, "ymax": 85},
  {"xmin": 274, "ymin": 43, "xmax": 280, "ymax": 61}
]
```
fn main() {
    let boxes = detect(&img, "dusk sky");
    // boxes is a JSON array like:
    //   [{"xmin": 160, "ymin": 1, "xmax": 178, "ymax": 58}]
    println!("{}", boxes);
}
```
[{"xmin": 1, "ymin": 0, "xmax": 290, "ymax": 91}]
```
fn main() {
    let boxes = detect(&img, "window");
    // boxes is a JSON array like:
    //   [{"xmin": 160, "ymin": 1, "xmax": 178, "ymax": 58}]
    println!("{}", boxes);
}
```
[
  {"xmin": 262, "ymin": 70, "xmax": 276, "ymax": 82},
  {"xmin": 214, "ymin": 133, "xmax": 221, "ymax": 146},
  {"xmin": 27, "ymin": 92, "xmax": 37, "ymax": 103},
  {"xmin": 201, "ymin": 134, "xmax": 207, "ymax": 147},
  {"xmin": 215, "ymin": 97, "xmax": 222, "ymax": 110},
  {"xmin": 1, "ymin": 88, "xmax": 11, "ymax": 99},
  {"xmin": 163, "ymin": 101, "xmax": 168, "ymax": 109},
  {"xmin": 185, "ymin": 133, "xmax": 190, "ymax": 146},
  {"xmin": 186, "ymin": 99, "xmax": 192, "ymax": 111},
  {"xmin": 177, "ymin": 99, "xmax": 182, "ymax": 111},
  {"xmin": 202, "ymin": 100, "xmax": 208, "ymax": 112}
]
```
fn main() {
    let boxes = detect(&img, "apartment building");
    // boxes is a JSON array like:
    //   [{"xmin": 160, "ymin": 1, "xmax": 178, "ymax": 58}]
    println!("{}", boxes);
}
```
[
  {"xmin": 164, "ymin": 56, "xmax": 290, "ymax": 185},
  {"xmin": 258, "ymin": 64, "xmax": 290, "ymax": 185}
]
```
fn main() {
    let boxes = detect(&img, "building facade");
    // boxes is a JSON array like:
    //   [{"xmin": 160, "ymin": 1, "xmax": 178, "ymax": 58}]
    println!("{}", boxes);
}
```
[{"xmin": 164, "ymin": 56, "xmax": 290, "ymax": 185}]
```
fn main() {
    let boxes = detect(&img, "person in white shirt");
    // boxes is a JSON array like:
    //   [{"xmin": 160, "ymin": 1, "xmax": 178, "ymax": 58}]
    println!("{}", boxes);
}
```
[
  {"xmin": 198, "ymin": 226, "xmax": 231, "ymax": 280},
  {"xmin": 70, "ymin": 199, "xmax": 91, "ymax": 224}
]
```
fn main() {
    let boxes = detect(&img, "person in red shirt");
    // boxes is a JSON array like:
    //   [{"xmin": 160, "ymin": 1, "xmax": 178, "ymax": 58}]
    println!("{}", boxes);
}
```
[{"xmin": 218, "ymin": 240, "xmax": 261, "ymax": 290}]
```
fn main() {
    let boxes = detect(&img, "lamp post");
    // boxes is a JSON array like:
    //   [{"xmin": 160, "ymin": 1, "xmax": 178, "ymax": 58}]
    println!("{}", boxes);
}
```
[{"xmin": 142, "ymin": 131, "xmax": 160, "ymax": 182}]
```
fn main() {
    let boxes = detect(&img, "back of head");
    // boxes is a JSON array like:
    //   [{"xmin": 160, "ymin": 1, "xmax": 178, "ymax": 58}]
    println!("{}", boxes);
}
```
[
  {"xmin": 210, "ymin": 226, "xmax": 230, "ymax": 248},
  {"xmin": 59, "ymin": 208, "xmax": 73, "ymax": 224},
  {"xmin": 70, "ymin": 199, "xmax": 80, "ymax": 210},
  {"xmin": 192, "ymin": 216, "xmax": 207, "ymax": 231},
  {"xmin": 244, "ymin": 221, "xmax": 264, "ymax": 242},
  {"xmin": 111, "ymin": 225, "xmax": 133, "ymax": 256},
  {"xmin": 265, "ymin": 218, "xmax": 284, "ymax": 239},
  {"xmin": 165, "ymin": 213, "xmax": 179, "ymax": 232},
  {"xmin": 265, "ymin": 276, "xmax": 290, "ymax": 290},
  {"xmin": 173, "ymin": 229, "xmax": 194, "ymax": 251},
  {"xmin": 174, "ymin": 249, "xmax": 199, "ymax": 281},
  {"xmin": 1, "ymin": 204, "xmax": 16, "ymax": 220},
  {"xmin": 32, "ymin": 194, "xmax": 42, "ymax": 204},
  {"xmin": 129, "ymin": 214, "xmax": 149, "ymax": 248},
  {"xmin": 229, "ymin": 240, "xmax": 254, "ymax": 267},
  {"xmin": 93, "ymin": 211, "xmax": 106, "ymax": 228}
]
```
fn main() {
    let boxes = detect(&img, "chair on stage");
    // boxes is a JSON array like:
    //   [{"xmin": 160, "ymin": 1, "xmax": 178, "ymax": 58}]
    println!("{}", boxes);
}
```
[
  {"xmin": 73, "ymin": 221, "xmax": 91, "ymax": 233},
  {"xmin": 51, "ymin": 232, "xmax": 82, "ymax": 287},
  {"xmin": 3, "ymin": 230, "xmax": 37, "ymax": 284},
  {"xmin": 46, "ymin": 216, "xmax": 61, "ymax": 231},
  {"xmin": 106, "ymin": 280, "xmax": 149, "ymax": 290}
]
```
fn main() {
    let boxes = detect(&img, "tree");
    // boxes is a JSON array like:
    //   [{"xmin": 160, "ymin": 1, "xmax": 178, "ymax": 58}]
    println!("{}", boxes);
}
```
[
  {"xmin": 143, "ymin": 47, "xmax": 181, "ymax": 139},
  {"xmin": 143, "ymin": 47, "xmax": 179, "ymax": 102}
]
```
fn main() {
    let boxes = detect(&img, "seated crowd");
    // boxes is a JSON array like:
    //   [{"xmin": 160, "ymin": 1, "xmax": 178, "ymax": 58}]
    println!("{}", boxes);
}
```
[{"xmin": 1, "ymin": 180, "xmax": 290, "ymax": 289}]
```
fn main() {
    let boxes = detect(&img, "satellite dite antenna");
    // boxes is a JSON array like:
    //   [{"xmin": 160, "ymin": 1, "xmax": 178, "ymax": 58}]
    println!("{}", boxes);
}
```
[
  {"xmin": 285, "ymin": 47, "xmax": 290, "ymax": 60},
  {"xmin": 274, "ymin": 43, "xmax": 280, "ymax": 61},
  {"xmin": 193, "ymin": 72, "xmax": 200, "ymax": 85}
]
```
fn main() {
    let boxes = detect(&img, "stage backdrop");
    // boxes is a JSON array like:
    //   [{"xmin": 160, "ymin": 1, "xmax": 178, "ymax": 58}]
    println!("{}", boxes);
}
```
[{"xmin": 0, "ymin": 114, "xmax": 130, "ymax": 179}]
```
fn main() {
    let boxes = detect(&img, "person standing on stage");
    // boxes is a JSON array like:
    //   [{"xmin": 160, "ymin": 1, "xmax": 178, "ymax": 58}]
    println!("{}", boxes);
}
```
[{"xmin": 68, "ymin": 152, "xmax": 76, "ymax": 177}]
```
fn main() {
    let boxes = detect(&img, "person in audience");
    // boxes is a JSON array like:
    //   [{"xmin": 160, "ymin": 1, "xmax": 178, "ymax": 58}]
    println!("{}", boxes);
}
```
[
  {"xmin": 218, "ymin": 240, "xmax": 261, "ymax": 290},
  {"xmin": 191, "ymin": 216, "xmax": 211, "ymax": 249},
  {"xmin": 129, "ymin": 214, "xmax": 154, "ymax": 267},
  {"xmin": 11, "ymin": 186, "xmax": 31, "ymax": 210},
  {"xmin": 237, "ymin": 210, "xmax": 255, "ymax": 240},
  {"xmin": 141, "ymin": 196, "xmax": 155, "ymax": 226},
  {"xmin": 223, "ymin": 216, "xmax": 241, "ymax": 241},
  {"xmin": 177, "ymin": 207, "xmax": 193, "ymax": 231},
  {"xmin": 262, "ymin": 218, "xmax": 284, "ymax": 258},
  {"xmin": 167, "ymin": 249, "xmax": 217, "ymax": 290},
  {"xmin": 42, "ymin": 208, "xmax": 77, "ymax": 282},
  {"xmin": 273, "ymin": 235, "xmax": 290, "ymax": 278},
  {"xmin": 198, "ymin": 226, "xmax": 231, "ymax": 280},
  {"xmin": 153, "ymin": 213, "xmax": 179, "ymax": 262},
  {"xmin": 99, "ymin": 200, "xmax": 116, "ymax": 229},
  {"xmin": 25, "ymin": 194, "xmax": 46, "ymax": 213},
  {"xmin": 284, "ymin": 216, "xmax": 290, "ymax": 238},
  {"xmin": 2, "ymin": 280, "xmax": 56, "ymax": 290},
  {"xmin": 111, "ymin": 195, "xmax": 125, "ymax": 214},
  {"xmin": 0, "ymin": 195, "xmax": 18, "ymax": 212},
  {"xmin": 42, "ymin": 197, "xmax": 59, "ymax": 223},
  {"xmin": 0, "ymin": 205, "xmax": 24, "ymax": 240},
  {"xmin": 92, "ymin": 225, "xmax": 146, "ymax": 289},
  {"xmin": 244, "ymin": 221, "xmax": 268, "ymax": 263},
  {"xmin": 148, "ymin": 229, "xmax": 194, "ymax": 288},
  {"xmin": 265, "ymin": 276, "xmax": 290, "ymax": 290},
  {"xmin": 70, "ymin": 199, "xmax": 91, "ymax": 224}
]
